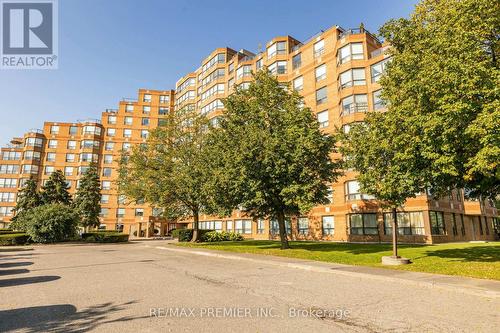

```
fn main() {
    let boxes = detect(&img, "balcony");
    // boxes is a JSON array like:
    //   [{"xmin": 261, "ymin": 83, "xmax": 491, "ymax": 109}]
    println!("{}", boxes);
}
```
[{"xmin": 341, "ymin": 103, "xmax": 368, "ymax": 116}]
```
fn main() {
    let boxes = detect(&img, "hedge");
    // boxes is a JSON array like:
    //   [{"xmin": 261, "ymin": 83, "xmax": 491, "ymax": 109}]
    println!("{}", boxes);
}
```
[
  {"xmin": 201, "ymin": 231, "xmax": 244, "ymax": 242},
  {"xmin": 0, "ymin": 233, "xmax": 31, "ymax": 246},
  {"xmin": 81, "ymin": 232, "xmax": 129, "ymax": 243},
  {"xmin": 0, "ymin": 229, "xmax": 18, "ymax": 235}
]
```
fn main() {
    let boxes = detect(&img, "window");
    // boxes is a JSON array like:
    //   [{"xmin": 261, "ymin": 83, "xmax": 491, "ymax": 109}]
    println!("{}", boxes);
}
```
[
  {"xmin": 102, "ymin": 168, "xmax": 112, "ymax": 177},
  {"xmin": 135, "ymin": 208, "xmax": 144, "ymax": 217},
  {"xmin": 141, "ymin": 118, "xmax": 150, "ymax": 126},
  {"xmin": 65, "ymin": 153, "xmax": 75, "ymax": 162},
  {"xmin": 81, "ymin": 140, "xmax": 99, "ymax": 149},
  {"xmin": 159, "ymin": 107, "xmax": 168, "ymax": 115},
  {"xmin": 122, "ymin": 142, "xmax": 131, "ymax": 150},
  {"xmin": 267, "ymin": 41, "xmax": 286, "ymax": 58},
  {"xmin": 256, "ymin": 58, "xmax": 263, "ymax": 70},
  {"xmin": 160, "ymin": 95, "xmax": 169, "ymax": 104},
  {"xmin": 80, "ymin": 153, "xmax": 97, "ymax": 162},
  {"xmin": 123, "ymin": 129, "xmax": 132, "ymax": 138},
  {"xmin": 99, "ymin": 208, "xmax": 108, "ymax": 217},
  {"xmin": 2, "ymin": 151, "xmax": 21, "ymax": 160},
  {"xmin": 105, "ymin": 142, "xmax": 114, "ymax": 151},
  {"xmin": 429, "ymin": 211, "xmax": 446, "ymax": 235},
  {"xmin": 341, "ymin": 94, "xmax": 368, "ymax": 115},
  {"xmin": 104, "ymin": 155, "xmax": 113, "ymax": 164},
  {"xmin": 143, "ymin": 94, "xmax": 152, "ymax": 103},
  {"xmin": 0, "ymin": 165, "xmax": 20, "ymax": 174},
  {"xmin": 102, "ymin": 181, "xmax": 111, "ymax": 190},
  {"xmin": 235, "ymin": 220, "xmax": 252, "ymax": 234},
  {"xmin": 140, "ymin": 130, "xmax": 149, "ymax": 139},
  {"xmin": 326, "ymin": 186, "xmax": 333, "ymax": 203},
  {"xmin": 292, "ymin": 53, "xmax": 301, "ymax": 69},
  {"xmin": 125, "ymin": 104, "xmax": 134, "ymax": 113},
  {"xmin": 65, "ymin": 180, "xmax": 72, "ymax": 189},
  {"xmin": 23, "ymin": 151, "xmax": 40, "ymax": 161},
  {"xmin": 25, "ymin": 137, "xmax": 43, "ymax": 147},
  {"xmin": 0, "ymin": 193, "xmax": 15, "ymax": 202},
  {"xmin": 107, "ymin": 115, "xmax": 116, "ymax": 124},
  {"xmin": 344, "ymin": 180, "xmax": 374, "ymax": 200},
  {"xmin": 201, "ymin": 53, "xmax": 225, "ymax": 75},
  {"xmin": 200, "ymin": 84, "xmax": 225, "ymax": 101},
  {"xmin": 50, "ymin": 125, "xmax": 59, "ymax": 134},
  {"xmin": 64, "ymin": 166, "xmax": 73, "ymax": 176},
  {"xmin": 0, "ymin": 178, "xmax": 17, "ymax": 188},
  {"xmin": 337, "ymin": 43, "xmax": 364, "ymax": 64},
  {"xmin": 67, "ymin": 140, "xmax": 76, "ymax": 149},
  {"xmin": 143, "ymin": 106, "xmax": 151, "ymax": 114},
  {"xmin": 21, "ymin": 165, "xmax": 38, "ymax": 174},
  {"xmin": 46, "ymin": 153, "xmax": 55, "ymax": 162},
  {"xmin": 371, "ymin": 58, "xmax": 390, "ymax": 83},
  {"xmin": 107, "ymin": 128, "xmax": 116, "ymax": 137},
  {"xmin": 313, "ymin": 40, "xmax": 325, "ymax": 57},
  {"xmin": 0, "ymin": 206, "xmax": 14, "ymax": 216},
  {"xmin": 45, "ymin": 166, "xmax": 55, "ymax": 175},
  {"xmin": 116, "ymin": 208, "xmax": 125, "ymax": 218},
  {"xmin": 200, "ymin": 99, "xmax": 224, "ymax": 115},
  {"xmin": 226, "ymin": 220, "xmax": 233, "ymax": 232},
  {"xmin": 322, "ymin": 216, "xmax": 334, "ymax": 235},
  {"xmin": 236, "ymin": 65, "xmax": 252, "ymax": 78},
  {"xmin": 373, "ymin": 90, "xmax": 385, "ymax": 110},
  {"xmin": 293, "ymin": 76, "xmax": 303, "ymax": 91},
  {"xmin": 315, "ymin": 64, "xmax": 327, "ymax": 81},
  {"xmin": 257, "ymin": 219, "xmax": 265, "ymax": 234},
  {"xmin": 317, "ymin": 110, "xmax": 329, "ymax": 128},
  {"xmin": 117, "ymin": 195, "xmax": 126, "ymax": 205},
  {"xmin": 214, "ymin": 221, "xmax": 223, "ymax": 231},
  {"xmin": 69, "ymin": 126, "xmax": 78, "ymax": 135},
  {"xmin": 48, "ymin": 140, "xmax": 57, "ymax": 148},
  {"xmin": 268, "ymin": 61, "xmax": 287, "ymax": 75},
  {"xmin": 101, "ymin": 194, "xmax": 109, "ymax": 204},
  {"xmin": 124, "ymin": 117, "xmax": 133, "ymax": 125},
  {"xmin": 83, "ymin": 126, "xmax": 101, "ymax": 135},
  {"xmin": 349, "ymin": 214, "xmax": 378, "ymax": 235},
  {"xmin": 316, "ymin": 86, "xmax": 327, "ymax": 105},
  {"xmin": 78, "ymin": 166, "xmax": 89, "ymax": 175},
  {"xmin": 298, "ymin": 217, "xmax": 309, "ymax": 235},
  {"xmin": 339, "ymin": 68, "xmax": 366, "ymax": 88}
]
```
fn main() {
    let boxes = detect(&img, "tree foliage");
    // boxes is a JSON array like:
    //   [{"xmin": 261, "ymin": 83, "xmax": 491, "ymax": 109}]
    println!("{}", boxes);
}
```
[
  {"xmin": 377, "ymin": 0, "xmax": 499, "ymax": 199},
  {"xmin": 118, "ymin": 109, "xmax": 213, "ymax": 241},
  {"xmin": 41, "ymin": 170, "xmax": 72, "ymax": 205},
  {"xmin": 73, "ymin": 164, "xmax": 101, "ymax": 229},
  {"xmin": 11, "ymin": 177, "xmax": 41, "ymax": 223},
  {"xmin": 207, "ymin": 70, "xmax": 340, "ymax": 249}
]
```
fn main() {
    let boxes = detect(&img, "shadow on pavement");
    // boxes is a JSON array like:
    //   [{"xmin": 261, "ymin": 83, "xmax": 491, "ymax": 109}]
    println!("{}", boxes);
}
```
[
  {"xmin": 0, "ymin": 275, "xmax": 60, "ymax": 288},
  {"xmin": 0, "ymin": 248, "xmax": 33, "ymax": 253},
  {"xmin": 0, "ymin": 268, "xmax": 30, "ymax": 276},
  {"xmin": 0, "ymin": 301, "xmax": 146, "ymax": 332},
  {"xmin": 425, "ymin": 246, "xmax": 500, "ymax": 263},
  {"xmin": 0, "ymin": 261, "xmax": 33, "ymax": 268}
]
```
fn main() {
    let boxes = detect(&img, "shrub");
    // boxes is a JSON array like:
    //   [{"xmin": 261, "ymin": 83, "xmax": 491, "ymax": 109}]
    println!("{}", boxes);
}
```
[
  {"xmin": 14, "ymin": 204, "xmax": 79, "ymax": 243},
  {"xmin": 81, "ymin": 232, "xmax": 129, "ymax": 243},
  {"xmin": 0, "ymin": 233, "xmax": 31, "ymax": 246},
  {"xmin": 170, "ymin": 229, "xmax": 179, "ymax": 238},
  {"xmin": 178, "ymin": 229, "xmax": 193, "ymax": 242},
  {"xmin": 0, "ymin": 229, "xmax": 17, "ymax": 235},
  {"xmin": 201, "ymin": 231, "xmax": 244, "ymax": 242}
]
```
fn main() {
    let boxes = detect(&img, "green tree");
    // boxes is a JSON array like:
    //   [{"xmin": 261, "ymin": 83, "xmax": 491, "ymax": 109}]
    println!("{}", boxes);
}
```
[
  {"xmin": 41, "ymin": 170, "xmax": 72, "ymax": 205},
  {"xmin": 118, "ymin": 109, "xmax": 213, "ymax": 241},
  {"xmin": 15, "ymin": 204, "xmax": 79, "ymax": 243},
  {"xmin": 73, "ymin": 164, "xmax": 101, "ymax": 231},
  {"xmin": 207, "ymin": 70, "xmax": 340, "ymax": 249},
  {"xmin": 377, "ymin": 0, "xmax": 499, "ymax": 199},
  {"xmin": 11, "ymin": 177, "xmax": 41, "ymax": 224}
]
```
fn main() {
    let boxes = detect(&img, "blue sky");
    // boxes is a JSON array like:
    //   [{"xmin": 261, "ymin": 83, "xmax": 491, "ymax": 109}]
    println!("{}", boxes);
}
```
[{"xmin": 0, "ymin": 0, "xmax": 418, "ymax": 145}]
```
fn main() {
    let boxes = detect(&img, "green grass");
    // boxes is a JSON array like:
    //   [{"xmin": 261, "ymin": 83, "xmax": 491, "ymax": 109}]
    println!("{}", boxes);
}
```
[{"xmin": 175, "ymin": 240, "xmax": 500, "ymax": 280}]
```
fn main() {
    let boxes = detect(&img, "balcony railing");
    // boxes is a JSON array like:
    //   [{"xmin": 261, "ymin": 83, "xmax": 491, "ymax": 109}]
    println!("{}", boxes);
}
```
[
  {"xmin": 78, "ymin": 119, "xmax": 102, "ymax": 124},
  {"xmin": 370, "ymin": 45, "xmax": 390, "ymax": 58},
  {"xmin": 27, "ymin": 129, "xmax": 43, "ymax": 134},
  {"xmin": 341, "ymin": 103, "xmax": 368, "ymax": 116},
  {"xmin": 105, "ymin": 108, "xmax": 118, "ymax": 113}
]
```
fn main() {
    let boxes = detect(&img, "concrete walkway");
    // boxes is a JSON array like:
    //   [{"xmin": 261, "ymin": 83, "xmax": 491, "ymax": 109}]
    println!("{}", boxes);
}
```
[{"xmin": 147, "ymin": 241, "xmax": 500, "ymax": 299}]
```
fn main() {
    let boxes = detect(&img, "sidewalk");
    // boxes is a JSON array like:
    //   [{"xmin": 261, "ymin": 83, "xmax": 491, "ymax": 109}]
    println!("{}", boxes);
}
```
[{"xmin": 143, "ymin": 241, "xmax": 500, "ymax": 299}]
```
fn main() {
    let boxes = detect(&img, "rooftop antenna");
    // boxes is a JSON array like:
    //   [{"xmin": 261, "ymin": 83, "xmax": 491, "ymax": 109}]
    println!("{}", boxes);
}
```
[{"xmin": 257, "ymin": 43, "xmax": 262, "ymax": 53}]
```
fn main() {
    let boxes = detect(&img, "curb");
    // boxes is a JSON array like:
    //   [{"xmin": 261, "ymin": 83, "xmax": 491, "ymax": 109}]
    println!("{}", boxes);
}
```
[{"xmin": 146, "ymin": 244, "xmax": 500, "ymax": 299}]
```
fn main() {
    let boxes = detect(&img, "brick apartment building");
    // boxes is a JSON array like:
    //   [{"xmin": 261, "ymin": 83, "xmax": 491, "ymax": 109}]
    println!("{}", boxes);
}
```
[{"xmin": 0, "ymin": 24, "xmax": 498, "ymax": 243}]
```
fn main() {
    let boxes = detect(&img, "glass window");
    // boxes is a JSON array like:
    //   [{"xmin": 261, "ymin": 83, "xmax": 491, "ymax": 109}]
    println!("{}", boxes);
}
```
[
  {"xmin": 123, "ymin": 129, "xmax": 132, "ymax": 138},
  {"xmin": 64, "ymin": 166, "xmax": 73, "ymax": 176},
  {"xmin": 341, "ymin": 94, "xmax": 368, "ymax": 115},
  {"xmin": 344, "ymin": 180, "xmax": 374, "ymax": 200},
  {"xmin": 107, "ymin": 128, "xmax": 116, "ymax": 137},
  {"xmin": 159, "ymin": 107, "xmax": 169, "ymax": 115},
  {"xmin": 317, "ymin": 110, "xmax": 329, "ymax": 128},
  {"xmin": 298, "ymin": 217, "xmax": 309, "ymax": 235},
  {"xmin": 235, "ymin": 219, "xmax": 252, "ymax": 234},
  {"xmin": 69, "ymin": 126, "xmax": 78, "ymax": 135},
  {"xmin": 160, "ymin": 95, "xmax": 170, "ymax": 104},
  {"xmin": 124, "ymin": 117, "xmax": 133, "ymax": 125},
  {"xmin": 116, "ymin": 208, "xmax": 125, "ymax": 218},
  {"xmin": 48, "ymin": 140, "xmax": 57, "ymax": 148},
  {"xmin": 292, "ymin": 53, "xmax": 301, "ymax": 69},
  {"xmin": 268, "ymin": 61, "xmax": 287, "ymax": 75},
  {"xmin": 102, "ymin": 168, "xmax": 112, "ymax": 177},
  {"xmin": 349, "ymin": 214, "xmax": 378, "ymax": 235},
  {"xmin": 373, "ymin": 90, "xmax": 385, "ymax": 110},
  {"xmin": 0, "ymin": 193, "xmax": 16, "ymax": 202},
  {"xmin": 142, "ymin": 118, "xmax": 150, "ymax": 126},
  {"xmin": 65, "ymin": 153, "xmax": 75, "ymax": 162},
  {"xmin": 316, "ymin": 86, "xmax": 327, "ymax": 104},
  {"xmin": 226, "ymin": 220, "xmax": 233, "ymax": 232},
  {"xmin": 293, "ymin": 76, "xmax": 303, "ymax": 91},
  {"xmin": 257, "ymin": 219, "xmax": 265, "ymax": 234},
  {"xmin": 322, "ymin": 216, "xmax": 334, "ymax": 235},
  {"xmin": 340, "ymin": 68, "xmax": 366, "ymax": 89},
  {"xmin": 338, "ymin": 43, "xmax": 364, "ymax": 64},
  {"xmin": 101, "ymin": 194, "xmax": 109, "ymax": 204},
  {"xmin": 135, "ymin": 208, "xmax": 144, "ymax": 217},
  {"xmin": 429, "ymin": 211, "xmax": 445, "ymax": 235},
  {"xmin": 143, "ymin": 94, "xmax": 152, "ymax": 103},
  {"xmin": 315, "ymin": 64, "xmax": 327, "ymax": 81},
  {"xmin": 140, "ymin": 130, "xmax": 149, "ymax": 139},
  {"xmin": 45, "ymin": 166, "xmax": 54, "ymax": 175},
  {"xmin": 125, "ymin": 104, "xmax": 134, "ymax": 112},
  {"xmin": 313, "ymin": 40, "xmax": 325, "ymax": 57},
  {"xmin": 102, "ymin": 181, "xmax": 111, "ymax": 190},
  {"xmin": 371, "ymin": 58, "xmax": 390, "ymax": 83},
  {"xmin": 143, "ymin": 106, "xmax": 151, "ymax": 114},
  {"xmin": 0, "ymin": 178, "xmax": 17, "ymax": 188},
  {"xmin": 50, "ymin": 125, "xmax": 59, "ymax": 134},
  {"xmin": 46, "ymin": 152, "xmax": 56, "ymax": 162},
  {"xmin": 384, "ymin": 211, "xmax": 425, "ymax": 235},
  {"xmin": 107, "ymin": 115, "xmax": 116, "ymax": 124},
  {"xmin": 255, "ymin": 58, "xmax": 263, "ymax": 70},
  {"xmin": 104, "ymin": 155, "xmax": 113, "ymax": 164},
  {"xmin": 105, "ymin": 142, "xmax": 114, "ymax": 151}
]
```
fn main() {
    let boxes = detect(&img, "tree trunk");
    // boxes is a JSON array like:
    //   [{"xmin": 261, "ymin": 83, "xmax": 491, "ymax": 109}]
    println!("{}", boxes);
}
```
[
  {"xmin": 277, "ymin": 210, "xmax": 290, "ymax": 249},
  {"xmin": 392, "ymin": 207, "xmax": 399, "ymax": 258},
  {"xmin": 191, "ymin": 209, "xmax": 200, "ymax": 242}
]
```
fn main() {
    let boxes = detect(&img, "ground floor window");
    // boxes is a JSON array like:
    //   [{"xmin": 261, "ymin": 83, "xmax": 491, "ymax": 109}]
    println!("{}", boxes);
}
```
[
  {"xmin": 214, "ymin": 221, "xmax": 222, "ymax": 231},
  {"xmin": 270, "ymin": 219, "xmax": 291, "ymax": 235},
  {"xmin": 257, "ymin": 219, "xmax": 265, "ymax": 234},
  {"xmin": 349, "ymin": 213, "xmax": 378, "ymax": 235},
  {"xmin": 298, "ymin": 217, "xmax": 309, "ymax": 235},
  {"xmin": 429, "ymin": 211, "xmax": 445, "ymax": 235},
  {"xmin": 384, "ymin": 211, "xmax": 425, "ymax": 235},
  {"xmin": 322, "ymin": 216, "xmax": 334, "ymax": 235},
  {"xmin": 226, "ymin": 220, "xmax": 233, "ymax": 232},
  {"xmin": 235, "ymin": 220, "xmax": 252, "ymax": 234}
]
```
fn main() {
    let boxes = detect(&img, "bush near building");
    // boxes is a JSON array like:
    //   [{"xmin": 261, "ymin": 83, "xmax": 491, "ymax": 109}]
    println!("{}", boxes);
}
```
[
  {"xmin": 201, "ymin": 231, "xmax": 244, "ymax": 242},
  {"xmin": 0, "ymin": 233, "xmax": 30, "ymax": 245},
  {"xmin": 81, "ymin": 232, "xmax": 129, "ymax": 243}
]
